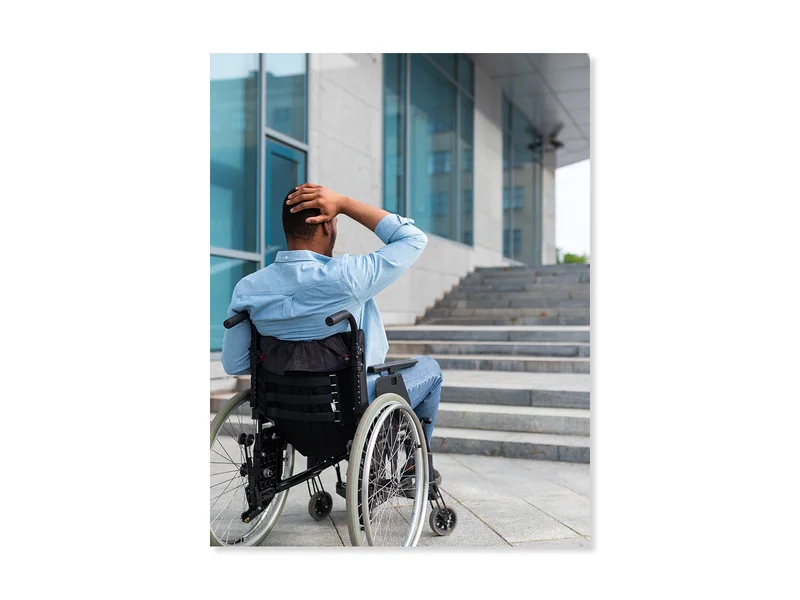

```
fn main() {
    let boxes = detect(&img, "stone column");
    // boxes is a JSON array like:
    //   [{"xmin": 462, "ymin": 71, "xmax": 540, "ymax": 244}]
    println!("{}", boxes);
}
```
[{"xmin": 540, "ymin": 149, "xmax": 557, "ymax": 265}]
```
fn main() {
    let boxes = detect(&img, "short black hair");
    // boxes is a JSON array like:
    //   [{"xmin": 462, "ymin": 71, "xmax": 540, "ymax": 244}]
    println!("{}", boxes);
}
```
[{"xmin": 282, "ymin": 188, "xmax": 321, "ymax": 241}]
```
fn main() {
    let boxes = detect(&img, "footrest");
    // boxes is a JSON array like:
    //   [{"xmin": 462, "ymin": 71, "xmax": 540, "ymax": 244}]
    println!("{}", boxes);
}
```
[{"xmin": 335, "ymin": 480, "xmax": 347, "ymax": 500}]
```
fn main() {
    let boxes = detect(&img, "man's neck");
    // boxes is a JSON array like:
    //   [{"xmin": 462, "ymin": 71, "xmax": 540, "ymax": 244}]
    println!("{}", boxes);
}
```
[{"xmin": 286, "ymin": 240, "xmax": 332, "ymax": 257}]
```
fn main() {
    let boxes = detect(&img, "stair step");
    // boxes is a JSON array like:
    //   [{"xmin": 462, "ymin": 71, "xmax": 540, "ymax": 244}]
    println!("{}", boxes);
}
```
[
  {"xmin": 387, "ymin": 353, "xmax": 590, "ymax": 374},
  {"xmin": 431, "ymin": 427, "xmax": 590, "ymax": 463},
  {"xmin": 469, "ymin": 265, "xmax": 589, "ymax": 276},
  {"xmin": 455, "ymin": 284, "xmax": 589, "ymax": 296},
  {"xmin": 386, "ymin": 325, "xmax": 590, "ymax": 343},
  {"xmin": 447, "ymin": 287, "xmax": 590, "ymax": 301},
  {"xmin": 441, "ymin": 369, "xmax": 590, "ymax": 408},
  {"xmin": 210, "ymin": 390, "xmax": 238, "ymax": 412},
  {"xmin": 388, "ymin": 340, "xmax": 590, "ymax": 357},
  {"xmin": 438, "ymin": 403, "xmax": 589, "ymax": 436},
  {"xmin": 420, "ymin": 316, "xmax": 590, "ymax": 326},
  {"xmin": 463, "ymin": 273, "xmax": 590, "ymax": 285},
  {"xmin": 425, "ymin": 307, "xmax": 590, "ymax": 318},
  {"xmin": 475, "ymin": 264, "xmax": 589, "ymax": 272},
  {"xmin": 437, "ymin": 298, "xmax": 589, "ymax": 309}
]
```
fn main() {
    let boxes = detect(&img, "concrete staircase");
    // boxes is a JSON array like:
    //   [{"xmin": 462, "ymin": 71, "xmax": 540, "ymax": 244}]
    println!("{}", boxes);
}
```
[
  {"xmin": 387, "ymin": 263, "xmax": 591, "ymax": 463},
  {"xmin": 210, "ymin": 264, "xmax": 590, "ymax": 463}
]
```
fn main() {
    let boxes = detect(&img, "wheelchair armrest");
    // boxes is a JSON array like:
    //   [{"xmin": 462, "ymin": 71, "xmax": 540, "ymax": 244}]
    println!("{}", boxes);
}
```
[{"xmin": 367, "ymin": 359, "xmax": 418, "ymax": 375}]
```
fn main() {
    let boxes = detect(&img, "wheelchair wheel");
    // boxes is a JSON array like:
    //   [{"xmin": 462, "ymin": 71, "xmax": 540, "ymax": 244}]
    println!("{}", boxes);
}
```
[
  {"xmin": 308, "ymin": 491, "xmax": 333, "ymax": 521},
  {"xmin": 345, "ymin": 393, "xmax": 428, "ymax": 546},
  {"xmin": 429, "ymin": 507, "xmax": 457, "ymax": 536},
  {"xmin": 210, "ymin": 390, "xmax": 295, "ymax": 547}
]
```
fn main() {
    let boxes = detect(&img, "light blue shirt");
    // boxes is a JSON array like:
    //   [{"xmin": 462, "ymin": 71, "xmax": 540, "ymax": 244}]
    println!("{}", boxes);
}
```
[{"xmin": 221, "ymin": 213, "xmax": 428, "ymax": 401}]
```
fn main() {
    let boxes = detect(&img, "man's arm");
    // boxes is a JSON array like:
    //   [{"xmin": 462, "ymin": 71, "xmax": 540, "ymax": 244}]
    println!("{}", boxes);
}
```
[
  {"xmin": 286, "ymin": 184, "xmax": 428, "ymax": 302},
  {"xmin": 287, "ymin": 183, "xmax": 388, "ymax": 230},
  {"xmin": 220, "ymin": 286, "xmax": 251, "ymax": 375}
]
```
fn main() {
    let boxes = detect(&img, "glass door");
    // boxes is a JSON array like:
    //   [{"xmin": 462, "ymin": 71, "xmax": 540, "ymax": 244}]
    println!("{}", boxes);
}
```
[{"xmin": 264, "ymin": 138, "xmax": 307, "ymax": 265}]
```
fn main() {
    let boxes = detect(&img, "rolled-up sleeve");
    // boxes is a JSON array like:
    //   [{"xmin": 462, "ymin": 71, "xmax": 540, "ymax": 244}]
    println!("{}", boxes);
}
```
[{"xmin": 343, "ymin": 214, "xmax": 428, "ymax": 303}]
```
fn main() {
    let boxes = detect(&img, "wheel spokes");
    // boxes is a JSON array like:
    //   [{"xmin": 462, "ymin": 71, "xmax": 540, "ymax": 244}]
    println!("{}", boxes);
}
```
[{"xmin": 362, "ymin": 405, "xmax": 423, "ymax": 546}]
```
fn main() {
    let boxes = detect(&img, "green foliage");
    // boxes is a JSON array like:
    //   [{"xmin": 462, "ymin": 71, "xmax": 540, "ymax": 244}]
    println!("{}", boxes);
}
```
[{"xmin": 563, "ymin": 253, "xmax": 589, "ymax": 264}]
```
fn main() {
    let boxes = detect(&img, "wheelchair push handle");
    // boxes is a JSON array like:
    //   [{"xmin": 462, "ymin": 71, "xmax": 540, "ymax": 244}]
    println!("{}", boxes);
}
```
[
  {"xmin": 325, "ymin": 310, "xmax": 350, "ymax": 326},
  {"xmin": 223, "ymin": 311, "xmax": 250, "ymax": 329},
  {"xmin": 325, "ymin": 310, "xmax": 357, "ymax": 333}
]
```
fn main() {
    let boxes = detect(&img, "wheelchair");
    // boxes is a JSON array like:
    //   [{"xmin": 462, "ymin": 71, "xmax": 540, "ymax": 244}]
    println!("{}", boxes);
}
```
[{"xmin": 210, "ymin": 309, "xmax": 458, "ymax": 546}]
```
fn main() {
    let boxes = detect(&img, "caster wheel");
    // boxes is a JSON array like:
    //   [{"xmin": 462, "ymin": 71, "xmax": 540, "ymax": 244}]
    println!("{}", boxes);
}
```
[
  {"xmin": 429, "ymin": 507, "xmax": 457, "ymax": 536},
  {"xmin": 308, "ymin": 491, "xmax": 333, "ymax": 521}
]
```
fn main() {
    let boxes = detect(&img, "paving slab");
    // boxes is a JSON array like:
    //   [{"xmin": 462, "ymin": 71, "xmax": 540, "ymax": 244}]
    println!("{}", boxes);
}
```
[
  {"xmin": 258, "ymin": 512, "xmax": 344, "ymax": 547},
  {"xmin": 459, "ymin": 497, "xmax": 579, "ymax": 544},
  {"xmin": 513, "ymin": 537, "xmax": 591, "ymax": 548},
  {"xmin": 515, "ymin": 458, "xmax": 593, "ymax": 498},
  {"xmin": 207, "ymin": 451, "xmax": 590, "ymax": 547},
  {"xmin": 523, "ymin": 488, "xmax": 591, "ymax": 537}
]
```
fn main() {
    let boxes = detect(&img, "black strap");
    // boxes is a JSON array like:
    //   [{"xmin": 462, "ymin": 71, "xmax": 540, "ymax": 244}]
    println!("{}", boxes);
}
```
[
  {"xmin": 265, "ymin": 407, "xmax": 338, "ymax": 423},
  {"xmin": 264, "ymin": 392, "xmax": 334, "ymax": 406},
  {"xmin": 262, "ymin": 371, "xmax": 334, "ymax": 388}
]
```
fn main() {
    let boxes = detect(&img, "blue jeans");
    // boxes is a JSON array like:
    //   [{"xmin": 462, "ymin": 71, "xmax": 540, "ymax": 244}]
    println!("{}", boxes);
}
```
[{"xmin": 381, "ymin": 355, "xmax": 442, "ymax": 447}]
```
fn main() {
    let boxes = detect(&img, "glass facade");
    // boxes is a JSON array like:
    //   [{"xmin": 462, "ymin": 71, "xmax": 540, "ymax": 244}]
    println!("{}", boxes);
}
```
[
  {"xmin": 383, "ymin": 54, "xmax": 474, "ymax": 245},
  {"xmin": 502, "ymin": 96, "xmax": 543, "ymax": 265},
  {"xmin": 210, "ymin": 53, "xmax": 308, "ymax": 351}
]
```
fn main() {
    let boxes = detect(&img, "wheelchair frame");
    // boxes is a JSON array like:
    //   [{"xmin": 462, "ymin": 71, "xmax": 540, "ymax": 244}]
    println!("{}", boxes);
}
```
[{"xmin": 211, "ymin": 308, "xmax": 456, "ymax": 546}]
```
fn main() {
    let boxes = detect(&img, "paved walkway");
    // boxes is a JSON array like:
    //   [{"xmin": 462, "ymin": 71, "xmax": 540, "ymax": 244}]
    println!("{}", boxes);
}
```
[{"xmin": 259, "ymin": 452, "xmax": 591, "ymax": 547}]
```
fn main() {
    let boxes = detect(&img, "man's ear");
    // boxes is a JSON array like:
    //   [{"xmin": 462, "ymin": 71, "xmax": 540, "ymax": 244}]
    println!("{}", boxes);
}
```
[{"xmin": 322, "ymin": 221, "xmax": 333, "ymax": 236}]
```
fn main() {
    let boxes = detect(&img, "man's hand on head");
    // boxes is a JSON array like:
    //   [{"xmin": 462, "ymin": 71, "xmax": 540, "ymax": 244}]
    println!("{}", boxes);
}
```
[{"xmin": 286, "ymin": 184, "xmax": 350, "ymax": 224}]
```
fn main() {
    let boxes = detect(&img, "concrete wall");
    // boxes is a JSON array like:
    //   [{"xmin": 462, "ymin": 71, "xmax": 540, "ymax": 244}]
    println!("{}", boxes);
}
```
[{"xmin": 308, "ymin": 54, "xmax": 514, "ymax": 325}]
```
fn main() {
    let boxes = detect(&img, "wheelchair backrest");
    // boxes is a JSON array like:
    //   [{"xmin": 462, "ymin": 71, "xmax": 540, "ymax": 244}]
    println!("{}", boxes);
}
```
[{"xmin": 249, "ymin": 325, "xmax": 367, "ymax": 459}]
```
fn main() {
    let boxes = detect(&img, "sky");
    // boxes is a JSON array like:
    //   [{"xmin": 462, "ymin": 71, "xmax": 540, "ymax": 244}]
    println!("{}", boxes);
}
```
[{"xmin": 555, "ymin": 159, "xmax": 591, "ymax": 258}]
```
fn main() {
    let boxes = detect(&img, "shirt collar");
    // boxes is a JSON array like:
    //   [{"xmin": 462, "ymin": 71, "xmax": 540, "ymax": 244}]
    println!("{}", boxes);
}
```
[{"xmin": 274, "ymin": 250, "xmax": 332, "ymax": 263}]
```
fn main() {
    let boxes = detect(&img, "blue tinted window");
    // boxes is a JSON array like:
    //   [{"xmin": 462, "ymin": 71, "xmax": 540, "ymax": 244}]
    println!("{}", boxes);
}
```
[
  {"xmin": 458, "ymin": 55, "xmax": 474, "ymax": 96},
  {"xmin": 503, "ymin": 98, "xmax": 540, "ymax": 264},
  {"xmin": 503, "ymin": 187, "xmax": 524, "ymax": 209},
  {"xmin": 383, "ymin": 54, "xmax": 406, "ymax": 214},
  {"xmin": 210, "ymin": 53, "xmax": 260, "ymax": 252},
  {"xmin": 409, "ymin": 54, "xmax": 457, "ymax": 239},
  {"xmin": 210, "ymin": 256, "xmax": 258, "ymax": 351},
  {"xmin": 503, "ymin": 130, "xmax": 513, "ymax": 259},
  {"xmin": 428, "ymin": 151, "xmax": 452, "ymax": 174},
  {"xmin": 265, "ymin": 140, "xmax": 306, "ymax": 264},
  {"xmin": 384, "ymin": 54, "xmax": 474, "ymax": 242},
  {"xmin": 265, "ymin": 54, "xmax": 307, "ymax": 142},
  {"xmin": 460, "ymin": 96, "xmax": 474, "ymax": 245},
  {"xmin": 426, "ymin": 54, "xmax": 457, "ymax": 79}
]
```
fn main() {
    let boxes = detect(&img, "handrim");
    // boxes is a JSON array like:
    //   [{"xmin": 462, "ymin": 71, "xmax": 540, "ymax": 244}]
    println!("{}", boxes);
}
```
[
  {"xmin": 346, "ymin": 393, "xmax": 428, "ymax": 546},
  {"xmin": 210, "ymin": 390, "xmax": 294, "ymax": 546}
]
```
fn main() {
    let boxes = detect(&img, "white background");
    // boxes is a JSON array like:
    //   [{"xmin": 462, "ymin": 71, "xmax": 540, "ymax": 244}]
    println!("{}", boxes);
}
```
[
  {"xmin": 1, "ymin": 1, "xmax": 798, "ymax": 598},
  {"xmin": 557, "ymin": 159, "xmax": 591, "ymax": 257}
]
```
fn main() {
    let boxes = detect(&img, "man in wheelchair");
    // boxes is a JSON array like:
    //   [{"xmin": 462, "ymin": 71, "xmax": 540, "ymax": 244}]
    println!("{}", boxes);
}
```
[{"xmin": 213, "ymin": 184, "xmax": 455, "ymax": 546}]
